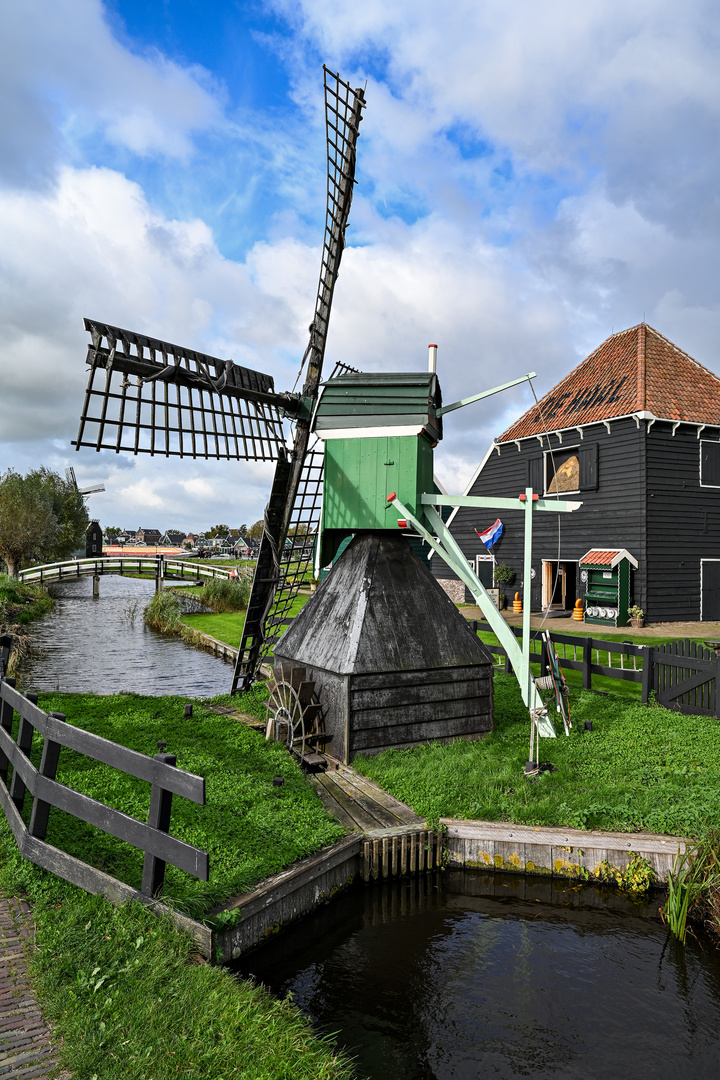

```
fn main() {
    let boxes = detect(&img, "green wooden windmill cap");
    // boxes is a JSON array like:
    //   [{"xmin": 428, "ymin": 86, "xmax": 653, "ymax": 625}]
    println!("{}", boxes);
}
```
[{"xmin": 314, "ymin": 371, "xmax": 443, "ymax": 442}]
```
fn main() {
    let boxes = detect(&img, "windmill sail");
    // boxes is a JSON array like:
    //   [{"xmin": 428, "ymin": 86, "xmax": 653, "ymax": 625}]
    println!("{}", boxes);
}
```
[
  {"xmin": 74, "ymin": 320, "xmax": 287, "ymax": 461},
  {"xmin": 232, "ymin": 69, "xmax": 366, "ymax": 692},
  {"xmin": 232, "ymin": 363, "xmax": 358, "ymax": 692}
]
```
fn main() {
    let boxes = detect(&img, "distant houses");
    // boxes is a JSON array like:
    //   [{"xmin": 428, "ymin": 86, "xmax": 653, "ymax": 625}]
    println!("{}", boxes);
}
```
[{"xmin": 101, "ymin": 526, "xmax": 257, "ymax": 557}]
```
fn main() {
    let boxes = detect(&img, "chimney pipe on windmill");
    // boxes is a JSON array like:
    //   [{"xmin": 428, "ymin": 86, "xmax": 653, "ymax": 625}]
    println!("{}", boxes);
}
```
[{"xmin": 428, "ymin": 344, "xmax": 437, "ymax": 373}]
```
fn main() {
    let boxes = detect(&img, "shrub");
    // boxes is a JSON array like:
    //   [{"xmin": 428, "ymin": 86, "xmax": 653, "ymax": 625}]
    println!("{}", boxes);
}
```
[{"xmin": 200, "ymin": 576, "xmax": 250, "ymax": 612}]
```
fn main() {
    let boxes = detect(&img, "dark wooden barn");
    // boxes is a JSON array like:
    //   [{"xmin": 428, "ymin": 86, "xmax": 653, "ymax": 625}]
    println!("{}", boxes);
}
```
[
  {"xmin": 275, "ymin": 533, "xmax": 494, "ymax": 762},
  {"xmin": 433, "ymin": 323, "xmax": 720, "ymax": 622}
]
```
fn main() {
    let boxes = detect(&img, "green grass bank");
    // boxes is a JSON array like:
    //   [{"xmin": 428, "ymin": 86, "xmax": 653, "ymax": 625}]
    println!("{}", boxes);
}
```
[
  {"xmin": 0, "ymin": 687, "xmax": 354, "ymax": 1079},
  {"xmin": 354, "ymin": 673, "xmax": 720, "ymax": 838}
]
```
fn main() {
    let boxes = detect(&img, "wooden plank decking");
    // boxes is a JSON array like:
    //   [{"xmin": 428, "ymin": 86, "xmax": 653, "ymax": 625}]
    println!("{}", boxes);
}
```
[{"xmin": 309, "ymin": 760, "xmax": 424, "ymax": 832}]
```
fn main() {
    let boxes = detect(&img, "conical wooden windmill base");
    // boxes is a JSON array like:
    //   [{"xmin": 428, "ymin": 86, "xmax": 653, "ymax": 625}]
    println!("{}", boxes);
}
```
[{"xmin": 274, "ymin": 533, "xmax": 494, "ymax": 763}]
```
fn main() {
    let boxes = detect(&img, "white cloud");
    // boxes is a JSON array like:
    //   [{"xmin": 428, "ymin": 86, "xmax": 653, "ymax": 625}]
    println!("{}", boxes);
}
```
[{"xmin": 0, "ymin": 0, "xmax": 221, "ymax": 185}]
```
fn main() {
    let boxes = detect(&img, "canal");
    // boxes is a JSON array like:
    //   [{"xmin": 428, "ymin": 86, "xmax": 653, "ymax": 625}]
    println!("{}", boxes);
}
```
[
  {"xmin": 237, "ymin": 869, "xmax": 720, "ymax": 1080},
  {"xmin": 17, "ymin": 575, "xmax": 233, "ymax": 697}
]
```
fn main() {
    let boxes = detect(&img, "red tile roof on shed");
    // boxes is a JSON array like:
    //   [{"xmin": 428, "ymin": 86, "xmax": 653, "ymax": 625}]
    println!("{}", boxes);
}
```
[
  {"xmin": 500, "ymin": 324, "xmax": 720, "ymax": 441},
  {"xmin": 581, "ymin": 550, "xmax": 617, "ymax": 565},
  {"xmin": 579, "ymin": 548, "xmax": 638, "ymax": 569}
]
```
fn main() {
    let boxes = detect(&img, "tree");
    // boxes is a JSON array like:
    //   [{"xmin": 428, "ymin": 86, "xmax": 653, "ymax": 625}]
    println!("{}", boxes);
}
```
[
  {"xmin": 0, "ymin": 468, "xmax": 88, "ymax": 576},
  {"xmin": 206, "ymin": 524, "xmax": 231, "ymax": 538},
  {"xmin": 248, "ymin": 520, "xmax": 264, "ymax": 539}
]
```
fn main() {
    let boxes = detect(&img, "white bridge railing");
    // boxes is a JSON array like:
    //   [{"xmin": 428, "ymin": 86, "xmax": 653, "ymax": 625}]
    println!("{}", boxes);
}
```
[{"xmin": 18, "ymin": 557, "xmax": 234, "ymax": 585}]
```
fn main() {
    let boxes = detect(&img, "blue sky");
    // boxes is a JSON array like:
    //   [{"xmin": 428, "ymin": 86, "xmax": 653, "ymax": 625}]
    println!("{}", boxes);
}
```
[{"xmin": 1, "ymin": 0, "xmax": 720, "ymax": 531}]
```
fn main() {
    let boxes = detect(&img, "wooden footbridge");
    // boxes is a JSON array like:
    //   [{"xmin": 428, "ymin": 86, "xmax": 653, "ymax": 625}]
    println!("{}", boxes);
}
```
[{"xmin": 17, "ymin": 556, "xmax": 234, "ymax": 589}]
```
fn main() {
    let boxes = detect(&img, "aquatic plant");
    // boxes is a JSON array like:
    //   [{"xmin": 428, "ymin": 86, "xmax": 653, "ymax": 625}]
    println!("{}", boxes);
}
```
[
  {"xmin": 199, "ymin": 575, "xmax": 251, "ymax": 612},
  {"xmin": 662, "ymin": 831, "xmax": 720, "ymax": 945},
  {"xmin": 143, "ymin": 589, "xmax": 183, "ymax": 634}
]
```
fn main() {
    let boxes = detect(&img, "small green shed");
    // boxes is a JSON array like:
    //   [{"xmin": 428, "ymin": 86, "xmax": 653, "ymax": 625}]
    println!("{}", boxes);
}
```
[
  {"xmin": 314, "ymin": 372, "xmax": 442, "ymax": 566},
  {"xmin": 580, "ymin": 548, "xmax": 638, "ymax": 626}
]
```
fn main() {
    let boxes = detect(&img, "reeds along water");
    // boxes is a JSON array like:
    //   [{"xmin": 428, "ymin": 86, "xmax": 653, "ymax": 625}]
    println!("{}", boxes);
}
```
[{"xmin": 663, "ymin": 831, "xmax": 720, "ymax": 945}]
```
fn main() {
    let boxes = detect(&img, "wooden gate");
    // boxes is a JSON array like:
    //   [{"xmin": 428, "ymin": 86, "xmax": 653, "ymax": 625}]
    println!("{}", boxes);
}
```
[{"xmin": 647, "ymin": 639, "xmax": 720, "ymax": 716}]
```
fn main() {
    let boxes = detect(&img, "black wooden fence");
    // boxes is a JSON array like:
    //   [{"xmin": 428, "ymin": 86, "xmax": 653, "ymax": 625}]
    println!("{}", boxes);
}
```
[
  {"xmin": 647, "ymin": 639, "xmax": 720, "ymax": 717},
  {"xmin": 471, "ymin": 621, "xmax": 720, "ymax": 718},
  {"xmin": 0, "ymin": 665, "xmax": 208, "ymax": 905},
  {"xmin": 471, "ymin": 621, "xmax": 646, "ymax": 691}
]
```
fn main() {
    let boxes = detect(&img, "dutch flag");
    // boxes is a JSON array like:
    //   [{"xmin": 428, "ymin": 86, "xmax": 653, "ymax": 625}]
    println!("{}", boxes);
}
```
[{"xmin": 475, "ymin": 519, "xmax": 503, "ymax": 549}]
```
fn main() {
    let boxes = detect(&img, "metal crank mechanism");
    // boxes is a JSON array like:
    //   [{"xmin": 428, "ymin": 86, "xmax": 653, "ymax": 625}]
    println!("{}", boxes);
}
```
[
  {"xmin": 386, "ymin": 487, "xmax": 582, "ymax": 777},
  {"xmin": 265, "ymin": 666, "xmax": 329, "ymax": 772}
]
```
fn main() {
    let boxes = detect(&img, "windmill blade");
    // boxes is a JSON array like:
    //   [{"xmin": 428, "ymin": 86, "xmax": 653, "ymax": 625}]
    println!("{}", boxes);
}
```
[
  {"xmin": 74, "ymin": 319, "xmax": 289, "ymax": 461},
  {"xmin": 231, "ymin": 69, "xmax": 366, "ymax": 694},
  {"xmin": 232, "ymin": 362, "xmax": 360, "ymax": 693},
  {"xmin": 300, "ymin": 67, "xmax": 366, "ymax": 392}
]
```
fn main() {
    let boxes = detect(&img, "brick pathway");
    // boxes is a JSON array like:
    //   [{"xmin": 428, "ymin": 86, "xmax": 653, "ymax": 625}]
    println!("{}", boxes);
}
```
[{"xmin": 0, "ymin": 898, "xmax": 70, "ymax": 1079}]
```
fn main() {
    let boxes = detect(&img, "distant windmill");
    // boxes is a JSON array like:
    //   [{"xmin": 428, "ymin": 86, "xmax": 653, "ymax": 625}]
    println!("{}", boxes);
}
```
[{"xmin": 65, "ymin": 465, "xmax": 106, "ymax": 500}]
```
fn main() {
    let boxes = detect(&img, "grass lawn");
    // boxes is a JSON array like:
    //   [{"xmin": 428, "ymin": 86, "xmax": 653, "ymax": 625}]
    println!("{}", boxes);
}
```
[
  {"xmin": 0, "ymin": 574, "xmax": 53, "ymax": 627},
  {"xmin": 354, "ymin": 673, "xmax": 720, "ymax": 839},
  {"xmin": 0, "ymin": 686, "xmax": 355, "ymax": 1079},
  {"xmin": 180, "ymin": 591, "xmax": 312, "ymax": 648},
  {"xmin": 0, "ymin": 841, "xmax": 354, "ymax": 1080},
  {"xmin": 11, "ymin": 688, "xmax": 345, "ymax": 916}
]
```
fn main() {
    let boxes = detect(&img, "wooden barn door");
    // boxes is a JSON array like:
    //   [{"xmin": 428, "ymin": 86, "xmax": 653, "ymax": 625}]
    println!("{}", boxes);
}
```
[{"xmin": 701, "ymin": 560, "xmax": 720, "ymax": 620}]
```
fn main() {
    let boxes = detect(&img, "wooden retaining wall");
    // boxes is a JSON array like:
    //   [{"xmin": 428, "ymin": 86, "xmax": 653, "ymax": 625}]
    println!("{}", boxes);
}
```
[
  {"xmin": 441, "ymin": 819, "xmax": 686, "ymax": 883},
  {"xmin": 215, "ymin": 835, "xmax": 362, "ymax": 962}
]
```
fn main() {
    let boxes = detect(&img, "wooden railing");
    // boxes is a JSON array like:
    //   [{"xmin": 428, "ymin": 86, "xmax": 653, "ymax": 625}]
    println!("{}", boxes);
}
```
[
  {"xmin": 0, "ymin": 672, "xmax": 208, "ymax": 903},
  {"xmin": 649, "ymin": 639, "xmax": 720, "ymax": 717},
  {"xmin": 17, "ymin": 556, "xmax": 233, "ymax": 585},
  {"xmin": 471, "ymin": 620, "xmax": 646, "ymax": 692}
]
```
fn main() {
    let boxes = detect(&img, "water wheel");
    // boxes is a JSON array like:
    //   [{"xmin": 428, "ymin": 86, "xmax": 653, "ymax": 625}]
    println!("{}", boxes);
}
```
[{"xmin": 265, "ymin": 666, "xmax": 328, "ymax": 769}]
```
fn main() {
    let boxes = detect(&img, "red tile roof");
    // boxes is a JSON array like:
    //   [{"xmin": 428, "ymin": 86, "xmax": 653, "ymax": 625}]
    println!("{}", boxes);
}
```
[
  {"xmin": 580, "ymin": 550, "xmax": 619, "ymax": 566},
  {"xmin": 579, "ymin": 549, "xmax": 638, "ymax": 569},
  {"xmin": 500, "ymin": 324, "xmax": 720, "ymax": 441}
]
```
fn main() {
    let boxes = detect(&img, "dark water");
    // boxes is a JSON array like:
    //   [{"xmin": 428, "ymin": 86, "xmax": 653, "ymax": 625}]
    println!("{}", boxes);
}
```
[
  {"xmin": 237, "ymin": 870, "xmax": 720, "ymax": 1080},
  {"xmin": 18, "ymin": 576, "xmax": 233, "ymax": 697}
]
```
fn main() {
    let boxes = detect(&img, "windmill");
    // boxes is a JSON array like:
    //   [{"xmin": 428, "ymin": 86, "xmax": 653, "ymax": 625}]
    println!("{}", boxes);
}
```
[
  {"xmin": 71, "ymin": 67, "xmax": 581, "ymax": 774},
  {"xmin": 72, "ymin": 68, "xmax": 366, "ymax": 698},
  {"xmin": 65, "ymin": 465, "xmax": 106, "ymax": 500}
]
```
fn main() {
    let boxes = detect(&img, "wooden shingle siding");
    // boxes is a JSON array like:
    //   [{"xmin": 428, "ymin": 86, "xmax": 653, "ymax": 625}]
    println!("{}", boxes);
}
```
[
  {"xmin": 646, "ymin": 424, "xmax": 720, "ymax": 620},
  {"xmin": 434, "ymin": 418, "xmax": 648, "ymax": 611}
]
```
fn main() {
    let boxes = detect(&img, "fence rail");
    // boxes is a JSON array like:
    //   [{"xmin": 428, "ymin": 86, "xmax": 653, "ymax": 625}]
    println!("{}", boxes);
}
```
[
  {"xmin": 0, "ymin": 670, "xmax": 208, "ymax": 903},
  {"xmin": 649, "ymin": 639, "xmax": 720, "ymax": 716},
  {"xmin": 472, "ymin": 620, "xmax": 720, "ymax": 718},
  {"xmin": 17, "ymin": 557, "xmax": 233, "ymax": 585},
  {"xmin": 471, "ymin": 620, "xmax": 646, "ymax": 691}
]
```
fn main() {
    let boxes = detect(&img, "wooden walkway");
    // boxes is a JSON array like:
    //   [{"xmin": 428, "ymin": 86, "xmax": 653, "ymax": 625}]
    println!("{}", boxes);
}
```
[
  {"xmin": 0, "ymin": 898, "xmax": 69, "ymax": 1079},
  {"xmin": 309, "ymin": 760, "xmax": 424, "ymax": 832}
]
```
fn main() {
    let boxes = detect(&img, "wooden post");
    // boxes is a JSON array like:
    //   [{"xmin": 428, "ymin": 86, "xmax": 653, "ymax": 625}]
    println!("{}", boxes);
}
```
[
  {"xmin": 29, "ymin": 712, "xmax": 66, "ymax": 840},
  {"xmin": 10, "ymin": 691, "xmax": 38, "ymax": 811},
  {"xmin": 0, "ymin": 676, "xmax": 16, "ymax": 783},
  {"xmin": 0, "ymin": 635, "xmax": 13, "ymax": 679},
  {"xmin": 362, "ymin": 840, "xmax": 370, "ymax": 882},
  {"xmin": 641, "ymin": 647, "xmax": 654, "ymax": 704},
  {"xmin": 714, "ymin": 656, "xmax": 720, "ymax": 721},
  {"xmin": 583, "ymin": 637, "xmax": 593, "ymax": 690},
  {"xmin": 92, "ymin": 574, "xmax": 100, "ymax": 597},
  {"xmin": 141, "ymin": 753, "xmax": 177, "ymax": 896}
]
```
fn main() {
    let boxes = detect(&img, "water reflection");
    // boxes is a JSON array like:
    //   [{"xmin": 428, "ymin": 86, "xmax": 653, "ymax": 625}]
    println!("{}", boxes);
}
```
[
  {"xmin": 237, "ymin": 870, "xmax": 720, "ymax": 1080},
  {"xmin": 19, "ymin": 576, "xmax": 232, "ymax": 697}
]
